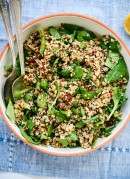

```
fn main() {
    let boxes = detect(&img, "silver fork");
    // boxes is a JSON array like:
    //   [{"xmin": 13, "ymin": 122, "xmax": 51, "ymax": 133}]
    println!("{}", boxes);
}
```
[
  {"xmin": 0, "ymin": 0, "xmax": 25, "ymax": 104},
  {"xmin": 10, "ymin": 0, "xmax": 25, "ymax": 99},
  {"xmin": 0, "ymin": 0, "xmax": 17, "ymax": 104}
]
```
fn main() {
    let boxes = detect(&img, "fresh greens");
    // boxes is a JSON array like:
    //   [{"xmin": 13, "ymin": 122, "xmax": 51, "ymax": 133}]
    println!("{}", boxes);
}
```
[
  {"xmin": 59, "ymin": 139, "xmax": 68, "ymax": 147},
  {"xmin": 49, "ymin": 27, "xmax": 61, "ymax": 40},
  {"xmin": 20, "ymin": 127, "xmax": 41, "ymax": 144},
  {"xmin": 105, "ymin": 59, "xmax": 129, "ymax": 82},
  {"xmin": 36, "ymin": 92, "xmax": 48, "ymax": 109},
  {"xmin": 59, "ymin": 69, "xmax": 72, "ymax": 77},
  {"xmin": 107, "ymin": 87, "xmax": 122, "ymax": 121},
  {"xmin": 105, "ymin": 50, "xmax": 121, "ymax": 69},
  {"xmin": 6, "ymin": 99, "xmax": 15, "ymax": 121},
  {"xmin": 79, "ymin": 86, "xmax": 96, "ymax": 100},
  {"xmin": 75, "ymin": 115, "xmax": 99, "ymax": 128},
  {"xmin": 41, "ymin": 79, "xmax": 48, "ymax": 90},
  {"xmin": 77, "ymin": 30, "xmax": 96, "ymax": 42},
  {"xmin": 73, "ymin": 66, "xmax": 83, "ymax": 79}
]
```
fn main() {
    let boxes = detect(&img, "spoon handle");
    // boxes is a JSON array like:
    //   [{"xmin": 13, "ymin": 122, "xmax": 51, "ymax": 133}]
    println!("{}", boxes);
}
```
[
  {"xmin": 0, "ymin": 0, "xmax": 16, "ymax": 68},
  {"xmin": 10, "ymin": 0, "xmax": 25, "ymax": 75}
]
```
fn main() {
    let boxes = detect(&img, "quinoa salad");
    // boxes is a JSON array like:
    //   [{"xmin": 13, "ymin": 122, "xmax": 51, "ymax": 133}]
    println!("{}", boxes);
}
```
[{"xmin": 5, "ymin": 23, "xmax": 129, "ymax": 148}]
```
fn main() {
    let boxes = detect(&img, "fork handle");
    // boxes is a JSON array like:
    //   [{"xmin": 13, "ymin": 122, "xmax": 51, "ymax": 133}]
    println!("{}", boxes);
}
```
[
  {"xmin": 10, "ymin": 0, "xmax": 25, "ymax": 75},
  {"xmin": 0, "ymin": 0, "xmax": 16, "ymax": 69}
]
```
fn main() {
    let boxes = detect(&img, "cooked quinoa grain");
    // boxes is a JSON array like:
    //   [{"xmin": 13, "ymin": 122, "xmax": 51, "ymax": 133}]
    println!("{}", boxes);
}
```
[{"xmin": 5, "ymin": 24, "xmax": 129, "ymax": 148}]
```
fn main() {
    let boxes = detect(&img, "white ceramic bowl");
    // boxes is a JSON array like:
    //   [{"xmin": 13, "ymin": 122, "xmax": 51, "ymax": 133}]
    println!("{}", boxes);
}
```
[{"xmin": 0, "ymin": 13, "xmax": 130, "ymax": 156}]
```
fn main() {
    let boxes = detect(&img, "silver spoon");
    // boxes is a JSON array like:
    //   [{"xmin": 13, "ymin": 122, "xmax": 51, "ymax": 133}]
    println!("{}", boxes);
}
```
[
  {"xmin": 10, "ymin": 0, "xmax": 25, "ymax": 99},
  {"xmin": 0, "ymin": 0, "xmax": 17, "ymax": 104}
]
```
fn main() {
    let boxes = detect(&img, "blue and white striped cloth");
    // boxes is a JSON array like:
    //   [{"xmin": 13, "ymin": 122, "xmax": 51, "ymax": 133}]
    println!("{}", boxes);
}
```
[{"xmin": 0, "ymin": 0, "xmax": 130, "ymax": 178}]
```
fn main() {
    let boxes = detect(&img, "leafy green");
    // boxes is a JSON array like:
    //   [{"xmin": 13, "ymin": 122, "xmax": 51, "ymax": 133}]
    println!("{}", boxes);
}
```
[
  {"xmin": 79, "ymin": 107, "xmax": 85, "ymax": 117},
  {"xmin": 61, "ymin": 23, "xmax": 84, "ymax": 32},
  {"xmin": 80, "ymin": 42, "xmax": 87, "ymax": 49},
  {"xmin": 73, "ymin": 66, "xmax": 83, "ymax": 79},
  {"xmin": 107, "ymin": 87, "xmax": 122, "ymax": 121},
  {"xmin": 59, "ymin": 69, "xmax": 72, "ymax": 77},
  {"xmin": 77, "ymin": 30, "xmax": 96, "ymax": 42},
  {"xmin": 55, "ymin": 110, "xmax": 69, "ymax": 123},
  {"xmin": 40, "ymin": 37, "xmax": 46, "ymax": 56},
  {"xmin": 36, "ymin": 81, "xmax": 41, "ymax": 90},
  {"xmin": 108, "ymin": 36, "xmax": 121, "ymax": 52},
  {"xmin": 105, "ymin": 60, "xmax": 129, "ymax": 82},
  {"xmin": 49, "ymin": 27, "xmax": 61, "ymax": 40},
  {"xmin": 59, "ymin": 139, "xmax": 68, "ymax": 147},
  {"xmin": 73, "ymin": 101, "xmax": 78, "ymax": 108},
  {"xmin": 100, "ymin": 40, "xmax": 107, "ymax": 49},
  {"xmin": 41, "ymin": 79, "xmax": 48, "ymax": 90},
  {"xmin": 105, "ymin": 50, "xmax": 120, "ymax": 69},
  {"xmin": 6, "ymin": 99, "xmax": 15, "ymax": 121},
  {"xmin": 48, "ymin": 124, "xmax": 53, "ymax": 136},
  {"xmin": 36, "ymin": 92, "xmax": 48, "ymax": 109},
  {"xmin": 39, "ymin": 27, "xmax": 44, "ymax": 37},
  {"xmin": 41, "ymin": 133, "xmax": 48, "ymax": 140},
  {"xmin": 79, "ymin": 86, "xmax": 96, "ymax": 100},
  {"xmin": 13, "ymin": 87, "xmax": 32, "ymax": 100},
  {"xmin": 20, "ymin": 127, "xmax": 41, "ymax": 144},
  {"xmin": 24, "ymin": 93, "xmax": 33, "ymax": 103},
  {"xmin": 75, "ymin": 114, "xmax": 99, "ymax": 128},
  {"xmin": 27, "ymin": 119, "xmax": 35, "ymax": 132},
  {"xmin": 52, "ymin": 57, "xmax": 60, "ymax": 71},
  {"xmin": 71, "ymin": 107, "xmax": 79, "ymax": 115},
  {"xmin": 66, "ymin": 131, "xmax": 78, "ymax": 141}
]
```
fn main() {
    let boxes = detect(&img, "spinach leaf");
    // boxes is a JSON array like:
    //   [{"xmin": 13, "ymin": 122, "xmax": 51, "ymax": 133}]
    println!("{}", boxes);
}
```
[
  {"xmin": 73, "ymin": 101, "xmax": 78, "ymax": 108},
  {"xmin": 66, "ymin": 131, "xmax": 78, "ymax": 141},
  {"xmin": 77, "ymin": 30, "xmax": 96, "ymax": 42},
  {"xmin": 36, "ymin": 92, "xmax": 48, "ymax": 109},
  {"xmin": 105, "ymin": 50, "xmax": 120, "ymax": 69},
  {"xmin": 75, "ymin": 114, "xmax": 99, "ymax": 128},
  {"xmin": 41, "ymin": 133, "xmax": 48, "ymax": 140},
  {"xmin": 20, "ymin": 127, "xmax": 41, "ymax": 144},
  {"xmin": 27, "ymin": 119, "xmax": 35, "ymax": 132},
  {"xmin": 59, "ymin": 69, "xmax": 72, "ymax": 77},
  {"xmin": 108, "ymin": 36, "xmax": 121, "ymax": 52},
  {"xmin": 79, "ymin": 107, "xmax": 85, "ymax": 117},
  {"xmin": 48, "ymin": 124, "xmax": 53, "ymax": 136},
  {"xmin": 52, "ymin": 57, "xmax": 60, "ymax": 71},
  {"xmin": 100, "ymin": 40, "xmax": 107, "ymax": 49},
  {"xmin": 6, "ymin": 99, "xmax": 15, "ymax": 121},
  {"xmin": 105, "ymin": 60, "xmax": 129, "ymax": 82},
  {"xmin": 40, "ymin": 37, "xmax": 46, "ymax": 56},
  {"xmin": 71, "ymin": 107, "xmax": 79, "ymax": 115},
  {"xmin": 73, "ymin": 66, "xmax": 83, "ymax": 79},
  {"xmin": 24, "ymin": 93, "xmax": 33, "ymax": 103},
  {"xmin": 41, "ymin": 79, "xmax": 48, "ymax": 90},
  {"xmin": 80, "ymin": 42, "xmax": 87, "ymax": 49},
  {"xmin": 49, "ymin": 27, "xmax": 61, "ymax": 40},
  {"xmin": 79, "ymin": 86, "xmax": 96, "ymax": 100},
  {"xmin": 59, "ymin": 139, "xmax": 68, "ymax": 147},
  {"xmin": 61, "ymin": 23, "xmax": 84, "ymax": 32},
  {"xmin": 107, "ymin": 87, "xmax": 122, "ymax": 120},
  {"xmin": 13, "ymin": 78, "xmax": 32, "ymax": 100},
  {"xmin": 55, "ymin": 110, "xmax": 69, "ymax": 123},
  {"xmin": 39, "ymin": 27, "xmax": 44, "ymax": 37}
]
